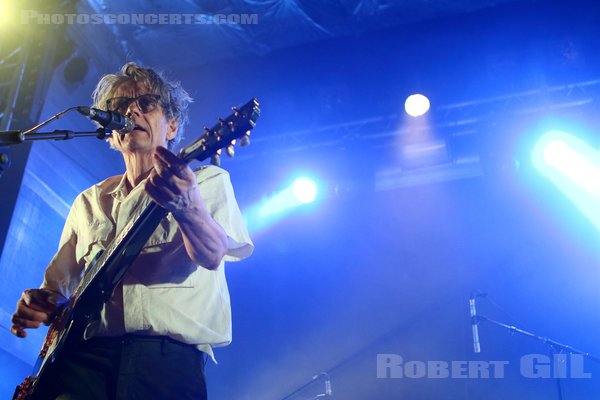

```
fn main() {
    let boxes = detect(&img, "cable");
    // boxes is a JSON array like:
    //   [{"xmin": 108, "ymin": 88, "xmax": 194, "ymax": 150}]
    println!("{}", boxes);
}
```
[{"xmin": 21, "ymin": 106, "xmax": 81, "ymax": 135}]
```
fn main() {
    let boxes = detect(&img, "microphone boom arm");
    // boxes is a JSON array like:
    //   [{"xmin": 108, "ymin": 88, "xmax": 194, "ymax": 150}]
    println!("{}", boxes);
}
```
[
  {"xmin": 475, "ymin": 314, "xmax": 600, "ymax": 364},
  {"xmin": 0, "ymin": 128, "xmax": 113, "ymax": 146}
]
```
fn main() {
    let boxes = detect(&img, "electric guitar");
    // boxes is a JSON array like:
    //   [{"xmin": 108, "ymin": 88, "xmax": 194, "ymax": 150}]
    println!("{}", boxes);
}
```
[{"xmin": 13, "ymin": 98, "xmax": 260, "ymax": 400}]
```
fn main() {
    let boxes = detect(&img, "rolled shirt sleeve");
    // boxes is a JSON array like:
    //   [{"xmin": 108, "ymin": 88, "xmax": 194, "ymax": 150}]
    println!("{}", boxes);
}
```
[
  {"xmin": 195, "ymin": 166, "xmax": 253, "ymax": 262},
  {"xmin": 41, "ymin": 194, "xmax": 85, "ymax": 299}
]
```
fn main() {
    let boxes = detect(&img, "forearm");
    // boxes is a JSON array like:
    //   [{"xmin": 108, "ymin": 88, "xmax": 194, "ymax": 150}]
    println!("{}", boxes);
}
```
[
  {"xmin": 173, "ymin": 207, "xmax": 228, "ymax": 270},
  {"xmin": 145, "ymin": 147, "xmax": 230, "ymax": 268}
]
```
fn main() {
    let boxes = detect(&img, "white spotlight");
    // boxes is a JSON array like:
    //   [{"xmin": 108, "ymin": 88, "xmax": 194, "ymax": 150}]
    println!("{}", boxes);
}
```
[
  {"xmin": 292, "ymin": 178, "xmax": 318, "ymax": 204},
  {"xmin": 404, "ymin": 94, "xmax": 430, "ymax": 117}
]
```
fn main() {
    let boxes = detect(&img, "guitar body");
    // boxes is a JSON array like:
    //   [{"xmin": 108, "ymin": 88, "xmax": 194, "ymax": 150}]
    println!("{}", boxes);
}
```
[
  {"xmin": 14, "ymin": 306, "xmax": 87, "ymax": 399},
  {"xmin": 13, "ymin": 98, "xmax": 259, "ymax": 400},
  {"xmin": 14, "ymin": 252, "xmax": 105, "ymax": 400}
]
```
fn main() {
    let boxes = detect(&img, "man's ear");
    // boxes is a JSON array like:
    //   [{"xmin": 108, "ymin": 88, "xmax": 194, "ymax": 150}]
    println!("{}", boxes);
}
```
[{"xmin": 166, "ymin": 118, "xmax": 178, "ymax": 141}]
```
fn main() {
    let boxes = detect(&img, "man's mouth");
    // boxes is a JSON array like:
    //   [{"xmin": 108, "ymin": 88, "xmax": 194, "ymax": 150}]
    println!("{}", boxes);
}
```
[
  {"xmin": 118, "ymin": 125, "xmax": 145, "ymax": 140},
  {"xmin": 132, "ymin": 125, "xmax": 146, "ymax": 132}
]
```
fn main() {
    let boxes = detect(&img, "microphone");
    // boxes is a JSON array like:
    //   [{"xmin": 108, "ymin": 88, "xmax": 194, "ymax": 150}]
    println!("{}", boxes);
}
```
[
  {"xmin": 77, "ymin": 106, "xmax": 134, "ymax": 132},
  {"xmin": 469, "ymin": 293, "xmax": 481, "ymax": 353}
]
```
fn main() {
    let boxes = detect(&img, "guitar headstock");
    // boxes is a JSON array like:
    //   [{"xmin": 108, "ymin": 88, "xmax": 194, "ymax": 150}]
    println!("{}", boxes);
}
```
[{"xmin": 179, "ymin": 98, "xmax": 260, "ymax": 165}]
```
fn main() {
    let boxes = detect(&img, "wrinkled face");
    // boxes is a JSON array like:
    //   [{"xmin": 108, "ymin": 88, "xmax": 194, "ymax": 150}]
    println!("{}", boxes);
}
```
[{"xmin": 107, "ymin": 81, "xmax": 177, "ymax": 155}]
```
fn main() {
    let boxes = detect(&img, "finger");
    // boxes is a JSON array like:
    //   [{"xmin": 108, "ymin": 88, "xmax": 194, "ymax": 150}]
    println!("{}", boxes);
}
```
[
  {"xmin": 147, "ymin": 169, "xmax": 179, "ymax": 193},
  {"xmin": 154, "ymin": 158, "xmax": 190, "ymax": 182},
  {"xmin": 152, "ymin": 164, "xmax": 193, "ymax": 198},
  {"xmin": 22, "ymin": 291, "xmax": 57, "ymax": 314},
  {"xmin": 154, "ymin": 146, "xmax": 180, "ymax": 164},
  {"xmin": 152, "ymin": 154, "xmax": 186, "ymax": 186},
  {"xmin": 38, "ymin": 288, "xmax": 62, "ymax": 305},
  {"xmin": 11, "ymin": 315, "xmax": 43, "ymax": 329},
  {"xmin": 147, "ymin": 174, "xmax": 178, "ymax": 197},
  {"xmin": 14, "ymin": 301, "xmax": 49, "ymax": 322},
  {"xmin": 154, "ymin": 148, "xmax": 191, "ymax": 180},
  {"xmin": 10, "ymin": 325, "xmax": 27, "ymax": 338},
  {"xmin": 145, "ymin": 178, "xmax": 178, "ymax": 206},
  {"xmin": 152, "ymin": 152, "xmax": 171, "ymax": 177}
]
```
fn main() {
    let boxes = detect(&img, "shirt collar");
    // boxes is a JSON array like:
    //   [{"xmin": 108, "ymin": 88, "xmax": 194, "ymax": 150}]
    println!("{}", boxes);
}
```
[{"xmin": 106, "ymin": 173, "xmax": 129, "ymax": 201}]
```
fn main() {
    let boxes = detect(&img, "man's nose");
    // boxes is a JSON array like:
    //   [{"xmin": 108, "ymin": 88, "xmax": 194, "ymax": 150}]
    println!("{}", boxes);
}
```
[{"xmin": 125, "ymin": 100, "xmax": 141, "ymax": 116}]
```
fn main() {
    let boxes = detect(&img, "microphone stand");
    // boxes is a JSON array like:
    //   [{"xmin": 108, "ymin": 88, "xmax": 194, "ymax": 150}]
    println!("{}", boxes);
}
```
[
  {"xmin": 280, "ymin": 372, "xmax": 332, "ymax": 400},
  {"xmin": 0, "ymin": 106, "xmax": 118, "ymax": 178},
  {"xmin": 475, "ymin": 313, "xmax": 600, "ymax": 400},
  {"xmin": 0, "ymin": 128, "xmax": 111, "ymax": 179},
  {"xmin": 0, "ymin": 128, "xmax": 111, "ymax": 145}
]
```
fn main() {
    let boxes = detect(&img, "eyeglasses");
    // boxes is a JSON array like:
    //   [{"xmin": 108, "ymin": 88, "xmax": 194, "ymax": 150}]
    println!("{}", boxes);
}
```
[{"xmin": 105, "ymin": 94, "xmax": 162, "ymax": 115}]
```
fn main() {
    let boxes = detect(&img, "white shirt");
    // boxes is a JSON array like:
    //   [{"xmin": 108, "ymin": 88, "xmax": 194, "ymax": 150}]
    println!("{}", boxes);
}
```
[{"xmin": 42, "ymin": 165, "xmax": 253, "ymax": 360}]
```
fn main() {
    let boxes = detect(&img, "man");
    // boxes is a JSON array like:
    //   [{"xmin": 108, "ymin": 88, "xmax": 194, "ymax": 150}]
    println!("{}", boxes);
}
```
[{"xmin": 10, "ymin": 62, "xmax": 253, "ymax": 399}]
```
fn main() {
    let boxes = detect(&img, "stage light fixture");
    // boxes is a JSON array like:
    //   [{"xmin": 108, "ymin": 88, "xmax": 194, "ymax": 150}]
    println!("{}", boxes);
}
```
[
  {"xmin": 404, "ymin": 94, "xmax": 430, "ymax": 117},
  {"xmin": 243, "ymin": 175, "xmax": 321, "ymax": 234},
  {"xmin": 533, "ymin": 130, "xmax": 600, "ymax": 230},
  {"xmin": 292, "ymin": 177, "xmax": 318, "ymax": 204}
]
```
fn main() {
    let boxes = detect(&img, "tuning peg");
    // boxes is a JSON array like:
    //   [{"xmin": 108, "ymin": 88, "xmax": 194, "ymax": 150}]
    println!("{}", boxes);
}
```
[
  {"xmin": 226, "ymin": 145, "xmax": 235, "ymax": 158},
  {"xmin": 240, "ymin": 133, "xmax": 250, "ymax": 147},
  {"xmin": 232, "ymin": 106, "xmax": 239, "ymax": 115},
  {"xmin": 218, "ymin": 118, "xmax": 226, "ymax": 126},
  {"xmin": 210, "ymin": 154, "xmax": 221, "ymax": 166}
]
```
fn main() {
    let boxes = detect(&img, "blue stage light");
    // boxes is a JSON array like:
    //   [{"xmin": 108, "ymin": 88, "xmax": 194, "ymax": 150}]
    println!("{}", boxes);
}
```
[
  {"xmin": 533, "ymin": 130, "xmax": 600, "ymax": 230},
  {"xmin": 292, "ymin": 177, "xmax": 318, "ymax": 204},
  {"xmin": 243, "ymin": 175, "xmax": 321, "ymax": 234}
]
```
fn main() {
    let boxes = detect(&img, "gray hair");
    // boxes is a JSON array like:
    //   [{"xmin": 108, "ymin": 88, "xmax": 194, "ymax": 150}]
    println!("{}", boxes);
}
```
[{"xmin": 91, "ymin": 62, "xmax": 193, "ymax": 150}]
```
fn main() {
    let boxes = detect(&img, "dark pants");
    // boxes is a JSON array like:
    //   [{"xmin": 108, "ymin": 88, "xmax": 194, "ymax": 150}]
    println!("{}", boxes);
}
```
[{"xmin": 49, "ymin": 335, "xmax": 208, "ymax": 400}]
